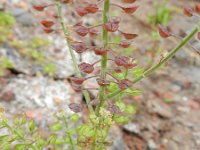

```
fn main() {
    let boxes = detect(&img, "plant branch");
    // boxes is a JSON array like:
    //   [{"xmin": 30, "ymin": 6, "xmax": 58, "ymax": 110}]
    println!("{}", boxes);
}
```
[
  {"xmin": 107, "ymin": 26, "xmax": 199, "ymax": 98},
  {"xmin": 95, "ymin": 0, "xmax": 110, "ymax": 116},
  {"xmin": 55, "ymin": 2, "xmax": 94, "ymax": 114}
]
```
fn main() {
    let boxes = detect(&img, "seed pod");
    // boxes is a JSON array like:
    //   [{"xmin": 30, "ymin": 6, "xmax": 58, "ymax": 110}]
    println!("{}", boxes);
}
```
[
  {"xmin": 33, "ymin": 5, "xmax": 46, "ymax": 11},
  {"xmin": 122, "ymin": 0, "xmax": 136, "ymax": 3},
  {"xmin": 93, "ymin": 47, "xmax": 108, "ymax": 55},
  {"xmin": 121, "ymin": 6, "xmax": 139, "ymax": 14},
  {"xmin": 158, "ymin": 25, "xmax": 171, "ymax": 38},
  {"xmin": 104, "ymin": 22, "xmax": 119, "ymax": 32},
  {"xmin": 120, "ymin": 31, "xmax": 138, "ymax": 40},
  {"xmin": 69, "ymin": 103, "xmax": 82, "ymax": 113},
  {"xmin": 195, "ymin": 4, "xmax": 200, "ymax": 14},
  {"xmin": 71, "ymin": 42, "xmax": 87, "ymax": 53},
  {"xmin": 118, "ymin": 79, "xmax": 132, "ymax": 90},
  {"xmin": 62, "ymin": 0, "xmax": 73, "ymax": 3},
  {"xmin": 40, "ymin": 20, "xmax": 54, "ymax": 28},
  {"xmin": 90, "ymin": 99, "xmax": 100, "ymax": 106},
  {"xmin": 114, "ymin": 56, "xmax": 129, "ymax": 66},
  {"xmin": 72, "ymin": 84, "xmax": 82, "ymax": 92},
  {"xmin": 96, "ymin": 78, "xmax": 110, "ymax": 86},
  {"xmin": 84, "ymin": 2, "xmax": 99, "ymax": 13},
  {"xmin": 124, "ymin": 59, "xmax": 137, "ymax": 69},
  {"xmin": 113, "ymin": 66, "xmax": 123, "ymax": 73},
  {"xmin": 197, "ymin": 32, "xmax": 200, "ymax": 40},
  {"xmin": 89, "ymin": 28, "xmax": 99, "ymax": 36},
  {"xmin": 76, "ymin": 7, "xmax": 88, "ymax": 16},
  {"xmin": 108, "ymin": 105, "xmax": 120, "ymax": 114},
  {"xmin": 119, "ymin": 41, "xmax": 131, "ymax": 48},
  {"xmin": 43, "ymin": 28, "xmax": 54, "ymax": 33},
  {"xmin": 79, "ymin": 63, "xmax": 94, "ymax": 74},
  {"xmin": 104, "ymin": 17, "xmax": 120, "ymax": 32},
  {"xmin": 70, "ymin": 77, "xmax": 86, "ymax": 84},
  {"xmin": 183, "ymin": 6, "xmax": 193, "ymax": 17},
  {"xmin": 74, "ymin": 26, "xmax": 89, "ymax": 36}
]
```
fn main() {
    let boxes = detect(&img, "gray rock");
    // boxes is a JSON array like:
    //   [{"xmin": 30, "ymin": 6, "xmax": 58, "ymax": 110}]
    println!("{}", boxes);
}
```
[
  {"xmin": 123, "ymin": 122, "xmax": 141, "ymax": 135},
  {"xmin": 147, "ymin": 100, "xmax": 173, "ymax": 118},
  {"xmin": 11, "ymin": 8, "xmax": 35, "ymax": 26},
  {"xmin": 1, "ymin": 75, "xmax": 81, "ymax": 110},
  {"xmin": 109, "ymin": 137, "xmax": 128, "ymax": 150},
  {"xmin": 148, "ymin": 139, "xmax": 157, "ymax": 150}
]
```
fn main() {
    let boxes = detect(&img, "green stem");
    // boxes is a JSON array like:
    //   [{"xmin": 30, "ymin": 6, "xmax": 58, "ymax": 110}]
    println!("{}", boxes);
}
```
[
  {"xmin": 3, "ymin": 121, "xmax": 38, "ymax": 150},
  {"xmin": 107, "ymin": 26, "xmax": 199, "ymax": 99},
  {"xmin": 92, "ymin": 1, "xmax": 110, "ymax": 149},
  {"xmin": 95, "ymin": 0, "xmax": 110, "ymax": 116},
  {"xmin": 55, "ymin": 2, "xmax": 94, "ymax": 114},
  {"xmin": 62, "ymin": 116, "xmax": 75, "ymax": 150}
]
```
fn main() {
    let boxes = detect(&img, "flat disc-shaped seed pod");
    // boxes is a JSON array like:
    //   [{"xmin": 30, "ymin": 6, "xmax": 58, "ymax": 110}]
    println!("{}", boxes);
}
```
[
  {"xmin": 121, "ymin": 0, "xmax": 136, "ymax": 3},
  {"xmin": 79, "ymin": 63, "xmax": 94, "ymax": 74},
  {"xmin": 118, "ymin": 79, "xmax": 133, "ymax": 90},
  {"xmin": 69, "ymin": 103, "xmax": 82, "ymax": 113},
  {"xmin": 121, "ymin": 6, "xmax": 139, "ymax": 14}
]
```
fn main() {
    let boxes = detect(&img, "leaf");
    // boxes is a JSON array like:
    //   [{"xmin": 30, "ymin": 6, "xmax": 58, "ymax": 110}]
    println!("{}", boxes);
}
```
[
  {"xmin": 50, "ymin": 122, "xmax": 62, "ymax": 132},
  {"xmin": 107, "ymin": 82, "xmax": 119, "ymax": 93},
  {"xmin": 55, "ymin": 138, "xmax": 65, "ymax": 146},
  {"xmin": 124, "ymin": 105, "xmax": 137, "ymax": 114},
  {"xmin": 15, "ymin": 144, "xmax": 26, "ymax": 150},
  {"xmin": 115, "ymin": 101, "xmax": 126, "ymax": 111},
  {"xmin": 124, "ymin": 88, "xmax": 142, "ymax": 96},
  {"xmin": 113, "ymin": 116, "xmax": 129, "ymax": 124},
  {"xmin": 70, "ymin": 114, "xmax": 79, "ymax": 122},
  {"xmin": 28, "ymin": 120, "xmax": 36, "ymax": 131},
  {"xmin": 133, "ymin": 67, "xmax": 144, "ymax": 78},
  {"xmin": 0, "ymin": 135, "xmax": 10, "ymax": 142}
]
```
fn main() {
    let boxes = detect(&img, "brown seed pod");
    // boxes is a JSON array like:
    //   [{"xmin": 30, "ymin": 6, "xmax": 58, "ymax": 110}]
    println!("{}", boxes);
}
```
[
  {"xmin": 122, "ymin": 0, "xmax": 136, "ymax": 3},
  {"xmin": 79, "ymin": 63, "xmax": 94, "ymax": 74},
  {"xmin": 76, "ymin": 7, "xmax": 88, "ymax": 17},
  {"xmin": 74, "ymin": 25, "xmax": 89, "ymax": 37},
  {"xmin": 72, "ymin": 84, "xmax": 82, "ymax": 92},
  {"xmin": 114, "ymin": 56, "xmax": 129, "ymax": 66},
  {"xmin": 104, "ymin": 17, "xmax": 121, "ymax": 32},
  {"xmin": 69, "ymin": 103, "xmax": 82, "ymax": 113},
  {"xmin": 93, "ymin": 47, "xmax": 108, "ymax": 55},
  {"xmin": 108, "ymin": 105, "xmax": 120, "ymax": 114},
  {"xmin": 43, "ymin": 28, "xmax": 54, "ymax": 33},
  {"xmin": 89, "ymin": 28, "xmax": 99, "ymax": 36},
  {"xmin": 113, "ymin": 66, "xmax": 123, "ymax": 73},
  {"xmin": 71, "ymin": 42, "xmax": 87, "ymax": 53},
  {"xmin": 195, "ymin": 4, "xmax": 200, "ymax": 14},
  {"xmin": 183, "ymin": 6, "xmax": 193, "ymax": 17},
  {"xmin": 84, "ymin": 2, "xmax": 99, "ymax": 13},
  {"xmin": 158, "ymin": 25, "xmax": 171, "ymax": 38},
  {"xmin": 119, "ymin": 31, "xmax": 138, "ymax": 40},
  {"xmin": 118, "ymin": 79, "xmax": 132, "ymax": 90},
  {"xmin": 33, "ymin": 5, "xmax": 46, "ymax": 11},
  {"xmin": 70, "ymin": 77, "xmax": 86, "ymax": 85},
  {"xmin": 121, "ymin": 6, "xmax": 139, "ymax": 14},
  {"xmin": 96, "ymin": 78, "xmax": 110, "ymax": 86},
  {"xmin": 40, "ymin": 20, "xmax": 54, "ymax": 28},
  {"xmin": 119, "ymin": 41, "xmax": 131, "ymax": 48}
]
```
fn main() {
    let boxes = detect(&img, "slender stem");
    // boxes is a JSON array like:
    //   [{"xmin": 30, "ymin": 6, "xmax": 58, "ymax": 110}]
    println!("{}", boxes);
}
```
[
  {"xmin": 3, "ymin": 121, "xmax": 38, "ymax": 150},
  {"xmin": 56, "ymin": 2, "xmax": 94, "ymax": 114},
  {"xmin": 62, "ymin": 116, "xmax": 75, "ymax": 150},
  {"xmin": 107, "ymin": 26, "xmax": 199, "ymax": 99},
  {"xmin": 92, "ymin": 1, "xmax": 110, "ymax": 149},
  {"xmin": 95, "ymin": 0, "xmax": 110, "ymax": 116}
]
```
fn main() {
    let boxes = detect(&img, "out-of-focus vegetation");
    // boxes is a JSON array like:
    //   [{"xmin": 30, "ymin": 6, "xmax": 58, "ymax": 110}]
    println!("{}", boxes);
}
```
[
  {"xmin": 0, "ymin": 11, "xmax": 56, "ymax": 76},
  {"xmin": 148, "ymin": 1, "xmax": 172, "ymax": 26},
  {"xmin": 0, "ymin": 11, "xmax": 16, "ymax": 44}
]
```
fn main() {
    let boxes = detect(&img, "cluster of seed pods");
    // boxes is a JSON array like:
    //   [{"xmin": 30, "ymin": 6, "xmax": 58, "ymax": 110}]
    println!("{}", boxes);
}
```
[{"xmin": 33, "ymin": 1, "xmax": 200, "ymax": 113}]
